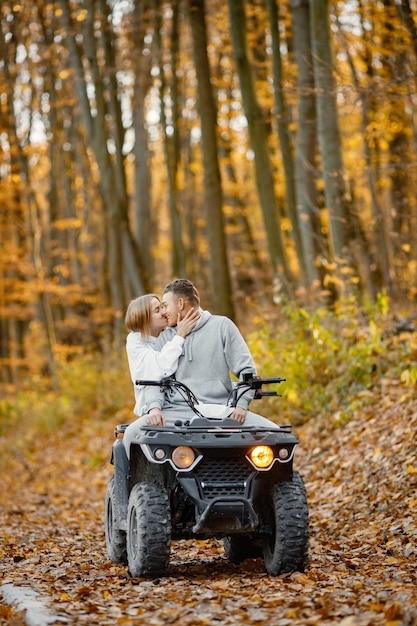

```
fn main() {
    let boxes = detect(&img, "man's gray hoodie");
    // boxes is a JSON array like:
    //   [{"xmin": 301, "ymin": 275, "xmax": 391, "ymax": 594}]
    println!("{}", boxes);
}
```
[{"xmin": 143, "ymin": 309, "xmax": 256, "ymax": 413}]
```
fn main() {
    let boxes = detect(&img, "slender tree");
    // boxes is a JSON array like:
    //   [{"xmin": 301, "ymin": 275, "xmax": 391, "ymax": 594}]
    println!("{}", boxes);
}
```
[
  {"xmin": 132, "ymin": 0, "xmax": 154, "ymax": 280},
  {"xmin": 309, "ymin": 0, "xmax": 350, "ymax": 293},
  {"xmin": 266, "ymin": 0, "xmax": 305, "ymax": 282},
  {"xmin": 227, "ymin": 0, "xmax": 292, "ymax": 292},
  {"xmin": 187, "ymin": 0, "xmax": 235, "ymax": 319},
  {"xmin": 290, "ymin": 0, "xmax": 321, "ymax": 288},
  {"xmin": 153, "ymin": 0, "xmax": 187, "ymax": 277}
]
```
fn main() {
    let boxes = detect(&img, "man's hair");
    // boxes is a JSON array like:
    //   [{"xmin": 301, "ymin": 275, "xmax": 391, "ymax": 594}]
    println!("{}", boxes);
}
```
[
  {"xmin": 163, "ymin": 279, "xmax": 200, "ymax": 307},
  {"xmin": 125, "ymin": 294, "xmax": 159, "ymax": 335}
]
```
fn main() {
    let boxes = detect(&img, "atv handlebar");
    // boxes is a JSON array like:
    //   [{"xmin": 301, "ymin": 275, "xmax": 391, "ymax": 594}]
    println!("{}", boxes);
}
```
[
  {"xmin": 136, "ymin": 375, "xmax": 286, "ymax": 389},
  {"xmin": 240, "ymin": 374, "xmax": 286, "ymax": 388},
  {"xmin": 136, "ymin": 374, "xmax": 285, "ymax": 408},
  {"xmin": 136, "ymin": 380, "xmax": 168, "ymax": 386},
  {"xmin": 234, "ymin": 374, "xmax": 286, "ymax": 402}
]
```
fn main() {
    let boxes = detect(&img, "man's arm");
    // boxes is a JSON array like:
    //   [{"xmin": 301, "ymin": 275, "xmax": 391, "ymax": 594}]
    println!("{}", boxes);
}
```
[{"xmin": 222, "ymin": 318, "xmax": 257, "ymax": 421}]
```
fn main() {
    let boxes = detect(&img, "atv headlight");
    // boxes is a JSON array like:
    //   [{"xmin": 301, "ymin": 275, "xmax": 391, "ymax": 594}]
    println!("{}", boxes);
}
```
[
  {"xmin": 172, "ymin": 446, "xmax": 195, "ymax": 469},
  {"xmin": 249, "ymin": 445, "xmax": 274, "ymax": 469}
]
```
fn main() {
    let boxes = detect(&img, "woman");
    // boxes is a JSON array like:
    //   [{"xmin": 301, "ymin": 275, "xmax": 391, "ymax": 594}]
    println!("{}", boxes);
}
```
[{"xmin": 125, "ymin": 293, "xmax": 200, "ymax": 419}]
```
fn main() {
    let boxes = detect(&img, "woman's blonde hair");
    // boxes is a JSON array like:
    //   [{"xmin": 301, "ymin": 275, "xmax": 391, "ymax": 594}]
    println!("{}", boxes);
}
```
[{"xmin": 125, "ymin": 294, "xmax": 159, "ymax": 336}]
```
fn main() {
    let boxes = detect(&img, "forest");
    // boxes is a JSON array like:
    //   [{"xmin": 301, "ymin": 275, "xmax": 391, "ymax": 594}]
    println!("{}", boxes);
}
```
[{"xmin": 1, "ymin": 0, "xmax": 417, "ymax": 382}]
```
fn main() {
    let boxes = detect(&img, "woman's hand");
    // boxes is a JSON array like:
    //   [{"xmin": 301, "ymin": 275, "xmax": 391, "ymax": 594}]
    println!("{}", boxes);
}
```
[
  {"xmin": 176, "ymin": 308, "xmax": 200, "ymax": 338},
  {"xmin": 146, "ymin": 408, "xmax": 166, "ymax": 426}
]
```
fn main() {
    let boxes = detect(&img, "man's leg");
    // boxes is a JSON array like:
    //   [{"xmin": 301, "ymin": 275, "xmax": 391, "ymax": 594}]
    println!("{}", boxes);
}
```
[{"xmin": 244, "ymin": 409, "xmax": 279, "ymax": 428}]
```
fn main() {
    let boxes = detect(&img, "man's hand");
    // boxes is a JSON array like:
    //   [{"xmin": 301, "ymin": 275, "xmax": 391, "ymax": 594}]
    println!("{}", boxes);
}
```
[
  {"xmin": 146, "ymin": 408, "xmax": 166, "ymax": 426},
  {"xmin": 230, "ymin": 406, "xmax": 246, "ymax": 424},
  {"xmin": 176, "ymin": 308, "xmax": 200, "ymax": 338}
]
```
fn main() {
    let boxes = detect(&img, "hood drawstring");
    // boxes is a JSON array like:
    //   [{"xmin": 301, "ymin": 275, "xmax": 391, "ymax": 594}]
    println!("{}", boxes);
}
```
[{"xmin": 187, "ymin": 333, "xmax": 194, "ymax": 361}]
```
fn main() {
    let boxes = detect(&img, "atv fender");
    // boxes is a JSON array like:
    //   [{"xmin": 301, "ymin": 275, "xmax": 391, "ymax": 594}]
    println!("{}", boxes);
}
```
[{"xmin": 112, "ymin": 439, "xmax": 129, "ymax": 531}]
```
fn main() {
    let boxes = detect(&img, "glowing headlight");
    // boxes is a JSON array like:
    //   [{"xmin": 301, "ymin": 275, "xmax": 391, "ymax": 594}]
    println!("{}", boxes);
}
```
[
  {"xmin": 249, "ymin": 445, "xmax": 274, "ymax": 469},
  {"xmin": 172, "ymin": 446, "xmax": 195, "ymax": 469}
]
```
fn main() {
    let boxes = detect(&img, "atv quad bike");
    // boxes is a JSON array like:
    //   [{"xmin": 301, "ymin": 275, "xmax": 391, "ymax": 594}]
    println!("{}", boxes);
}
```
[{"xmin": 105, "ymin": 374, "xmax": 309, "ymax": 577}]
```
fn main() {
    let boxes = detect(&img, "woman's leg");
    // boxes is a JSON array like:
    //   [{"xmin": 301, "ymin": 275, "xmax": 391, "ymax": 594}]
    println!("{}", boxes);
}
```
[{"xmin": 123, "ymin": 416, "xmax": 148, "ymax": 459}]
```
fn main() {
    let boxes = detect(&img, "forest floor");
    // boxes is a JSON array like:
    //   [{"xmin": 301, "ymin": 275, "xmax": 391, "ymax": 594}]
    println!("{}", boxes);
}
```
[{"xmin": 0, "ymin": 384, "xmax": 416, "ymax": 625}]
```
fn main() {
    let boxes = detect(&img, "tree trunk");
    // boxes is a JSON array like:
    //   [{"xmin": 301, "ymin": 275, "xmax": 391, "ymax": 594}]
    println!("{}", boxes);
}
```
[
  {"xmin": 266, "ymin": 0, "xmax": 304, "ymax": 282},
  {"xmin": 228, "ymin": 0, "xmax": 292, "ymax": 292},
  {"xmin": 335, "ymin": 10, "xmax": 390, "ymax": 299},
  {"xmin": 309, "ymin": 0, "xmax": 350, "ymax": 293},
  {"xmin": 188, "ymin": 0, "xmax": 235, "ymax": 319},
  {"xmin": 290, "ymin": 0, "xmax": 321, "ymax": 289},
  {"xmin": 153, "ymin": 0, "xmax": 187, "ymax": 277},
  {"xmin": 132, "ymin": 0, "xmax": 154, "ymax": 282}
]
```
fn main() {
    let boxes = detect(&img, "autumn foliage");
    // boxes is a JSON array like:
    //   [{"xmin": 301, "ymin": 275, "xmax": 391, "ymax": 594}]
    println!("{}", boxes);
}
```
[{"xmin": 2, "ymin": 0, "xmax": 417, "ymax": 385}]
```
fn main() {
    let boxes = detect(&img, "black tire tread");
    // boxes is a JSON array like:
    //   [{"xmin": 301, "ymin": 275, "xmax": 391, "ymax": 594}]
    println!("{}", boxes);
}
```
[
  {"xmin": 127, "ymin": 482, "xmax": 171, "ymax": 577},
  {"xmin": 105, "ymin": 476, "xmax": 128, "ymax": 565},
  {"xmin": 263, "ymin": 471, "xmax": 309, "ymax": 576}
]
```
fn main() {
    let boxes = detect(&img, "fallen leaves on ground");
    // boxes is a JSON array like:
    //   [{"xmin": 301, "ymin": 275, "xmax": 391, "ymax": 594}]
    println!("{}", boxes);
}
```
[{"xmin": 0, "ymin": 386, "xmax": 416, "ymax": 625}]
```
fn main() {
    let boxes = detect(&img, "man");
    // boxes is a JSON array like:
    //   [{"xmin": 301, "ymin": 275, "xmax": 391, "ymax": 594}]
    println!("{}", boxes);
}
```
[{"xmin": 125, "ymin": 279, "xmax": 275, "ymax": 444}]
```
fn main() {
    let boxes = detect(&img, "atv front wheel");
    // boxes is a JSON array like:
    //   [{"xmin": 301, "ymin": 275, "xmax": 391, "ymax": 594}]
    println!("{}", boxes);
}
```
[
  {"xmin": 127, "ymin": 481, "xmax": 171, "ymax": 577},
  {"xmin": 262, "ymin": 471, "xmax": 309, "ymax": 576},
  {"xmin": 105, "ymin": 476, "xmax": 127, "ymax": 565}
]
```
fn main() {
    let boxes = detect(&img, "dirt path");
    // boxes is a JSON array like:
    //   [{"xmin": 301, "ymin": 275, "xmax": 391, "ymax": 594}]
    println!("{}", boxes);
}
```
[{"xmin": 1, "ymin": 391, "xmax": 416, "ymax": 625}]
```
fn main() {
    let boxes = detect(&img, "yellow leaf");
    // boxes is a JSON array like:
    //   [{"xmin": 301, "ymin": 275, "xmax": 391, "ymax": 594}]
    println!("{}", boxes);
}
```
[
  {"xmin": 59, "ymin": 69, "xmax": 72, "ymax": 80},
  {"xmin": 249, "ymin": 595, "xmax": 263, "ymax": 603},
  {"xmin": 59, "ymin": 592, "xmax": 70, "ymax": 601},
  {"xmin": 385, "ymin": 600, "xmax": 403, "ymax": 621},
  {"xmin": 76, "ymin": 9, "xmax": 88, "ymax": 21},
  {"xmin": 287, "ymin": 388, "xmax": 300, "ymax": 406},
  {"xmin": 406, "ymin": 464, "xmax": 417, "ymax": 474}
]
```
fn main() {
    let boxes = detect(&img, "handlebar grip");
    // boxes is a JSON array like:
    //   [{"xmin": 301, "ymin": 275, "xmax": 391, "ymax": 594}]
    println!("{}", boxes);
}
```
[
  {"xmin": 259, "ymin": 377, "xmax": 286, "ymax": 384},
  {"xmin": 135, "ymin": 379, "xmax": 165, "ymax": 386}
]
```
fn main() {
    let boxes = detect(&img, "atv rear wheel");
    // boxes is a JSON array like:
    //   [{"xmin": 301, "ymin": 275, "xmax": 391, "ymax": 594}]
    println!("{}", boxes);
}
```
[
  {"xmin": 262, "ymin": 471, "xmax": 309, "ymax": 576},
  {"xmin": 223, "ymin": 534, "xmax": 262, "ymax": 563},
  {"xmin": 105, "ymin": 476, "xmax": 127, "ymax": 565},
  {"xmin": 127, "ymin": 481, "xmax": 171, "ymax": 578}
]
